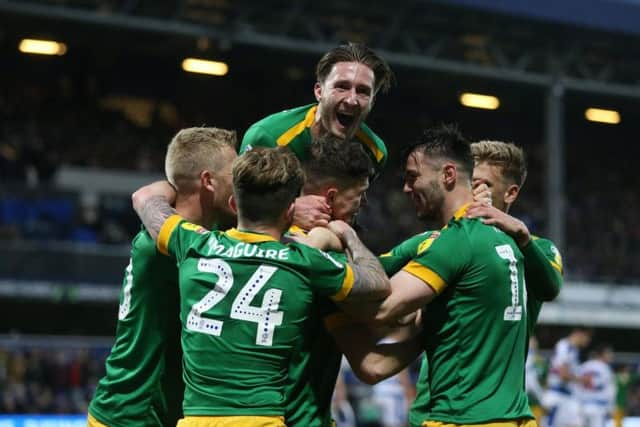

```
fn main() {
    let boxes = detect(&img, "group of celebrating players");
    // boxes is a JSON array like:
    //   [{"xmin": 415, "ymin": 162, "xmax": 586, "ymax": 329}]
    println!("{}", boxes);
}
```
[{"xmin": 86, "ymin": 42, "xmax": 564, "ymax": 427}]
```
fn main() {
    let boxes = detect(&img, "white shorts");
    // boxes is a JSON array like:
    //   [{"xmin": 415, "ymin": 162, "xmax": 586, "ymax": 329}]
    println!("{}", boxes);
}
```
[{"xmin": 542, "ymin": 390, "xmax": 583, "ymax": 427}]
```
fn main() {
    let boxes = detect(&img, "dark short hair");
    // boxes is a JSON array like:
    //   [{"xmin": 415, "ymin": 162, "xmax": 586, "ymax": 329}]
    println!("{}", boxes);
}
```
[
  {"xmin": 316, "ymin": 42, "xmax": 394, "ymax": 94},
  {"xmin": 304, "ymin": 135, "xmax": 374, "ymax": 191},
  {"xmin": 402, "ymin": 123, "xmax": 474, "ymax": 178},
  {"xmin": 232, "ymin": 147, "xmax": 305, "ymax": 223}
]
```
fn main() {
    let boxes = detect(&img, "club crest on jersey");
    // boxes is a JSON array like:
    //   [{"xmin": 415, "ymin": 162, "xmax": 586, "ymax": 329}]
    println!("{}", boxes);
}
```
[
  {"xmin": 181, "ymin": 222, "xmax": 209, "ymax": 234},
  {"xmin": 417, "ymin": 231, "xmax": 440, "ymax": 254}
]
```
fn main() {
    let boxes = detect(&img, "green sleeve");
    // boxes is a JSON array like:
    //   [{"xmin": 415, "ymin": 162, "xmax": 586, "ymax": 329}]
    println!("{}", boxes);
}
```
[
  {"xmin": 407, "ymin": 228, "xmax": 469, "ymax": 294},
  {"xmin": 159, "ymin": 216, "xmax": 210, "ymax": 263},
  {"xmin": 522, "ymin": 238, "xmax": 563, "ymax": 302},
  {"xmin": 239, "ymin": 124, "xmax": 276, "ymax": 154},
  {"xmin": 304, "ymin": 248, "xmax": 353, "ymax": 300},
  {"xmin": 378, "ymin": 231, "xmax": 435, "ymax": 276}
]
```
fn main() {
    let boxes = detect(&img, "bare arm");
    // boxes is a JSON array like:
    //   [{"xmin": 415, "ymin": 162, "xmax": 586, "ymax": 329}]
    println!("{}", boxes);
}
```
[
  {"xmin": 328, "ymin": 220, "xmax": 390, "ymax": 301},
  {"xmin": 131, "ymin": 181, "xmax": 178, "ymax": 241},
  {"xmin": 372, "ymin": 270, "xmax": 437, "ymax": 325},
  {"xmin": 331, "ymin": 320, "xmax": 423, "ymax": 385},
  {"xmin": 466, "ymin": 201, "xmax": 530, "ymax": 247}
]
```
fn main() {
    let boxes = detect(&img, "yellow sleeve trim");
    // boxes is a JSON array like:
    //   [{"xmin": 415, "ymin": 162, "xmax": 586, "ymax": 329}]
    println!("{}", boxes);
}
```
[
  {"xmin": 355, "ymin": 129, "xmax": 384, "ymax": 162},
  {"xmin": 331, "ymin": 264, "xmax": 355, "ymax": 302},
  {"xmin": 402, "ymin": 261, "xmax": 447, "ymax": 294},
  {"xmin": 324, "ymin": 312, "xmax": 354, "ymax": 331},
  {"xmin": 550, "ymin": 260, "xmax": 563, "ymax": 274},
  {"xmin": 276, "ymin": 106, "xmax": 317, "ymax": 146},
  {"xmin": 157, "ymin": 214, "xmax": 183, "ymax": 256}
]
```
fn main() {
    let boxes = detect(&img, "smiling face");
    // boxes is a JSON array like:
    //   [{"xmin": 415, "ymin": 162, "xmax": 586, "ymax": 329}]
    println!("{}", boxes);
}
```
[
  {"xmin": 314, "ymin": 61, "xmax": 375, "ymax": 139},
  {"xmin": 403, "ymin": 150, "xmax": 445, "ymax": 221}
]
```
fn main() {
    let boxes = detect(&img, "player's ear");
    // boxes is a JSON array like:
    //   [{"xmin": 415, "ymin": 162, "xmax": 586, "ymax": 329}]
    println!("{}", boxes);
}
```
[
  {"xmin": 325, "ymin": 187, "xmax": 338, "ymax": 206},
  {"xmin": 314, "ymin": 81, "xmax": 322, "ymax": 101},
  {"xmin": 201, "ymin": 170, "xmax": 215, "ymax": 193},
  {"xmin": 504, "ymin": 184, "xmax": 519, "ymax": 205},
  {"xmin": 286, "ymin": 201, "xmax": 295, "ymax": 223},
  {"xmin": 442, "ymin": 163, "xmax": 457, "ymax": 187},
  {"xmin": 229, "ymin": 195, "xmax": 238, "ymax": 214}
]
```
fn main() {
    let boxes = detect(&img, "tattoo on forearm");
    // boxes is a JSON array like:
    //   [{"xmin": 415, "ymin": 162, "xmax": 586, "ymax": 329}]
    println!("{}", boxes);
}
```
[
  {"xmin": 138, "ymin": 195, "xmax": 176, "ymax": 240},
  {"xmin": 345, "ymin": 235, "xmax": 390, "ymax": 300}
]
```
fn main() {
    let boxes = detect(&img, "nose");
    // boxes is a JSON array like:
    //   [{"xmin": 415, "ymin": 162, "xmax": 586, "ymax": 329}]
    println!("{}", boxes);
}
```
[
  {"xmin": 344, "ymin": 88, "xmax": 358, "ymax": 105},
  {"xmin": 403, "ymin": 182, "xmax": 412, "ymax": 194}
]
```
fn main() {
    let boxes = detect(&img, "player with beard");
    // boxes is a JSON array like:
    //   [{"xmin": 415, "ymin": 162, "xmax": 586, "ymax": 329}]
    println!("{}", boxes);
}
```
[
  {"xmin": 328, "ymin": 124, "xmax": 535, "ymax": 426},
  {"xmin": 130, "ymin": 147, "xmax": 391, "ymax": 427},
  {"xmin": 284, "ymin": 135, "xmax": 422, "ymax": 427}
]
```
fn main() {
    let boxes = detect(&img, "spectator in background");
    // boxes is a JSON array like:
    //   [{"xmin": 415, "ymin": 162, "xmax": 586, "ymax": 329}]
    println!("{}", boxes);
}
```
[
  {"xmin": 578, "ymin": 344, "xmax": 616, "ymax": 427},
  {"xmin": 543, "ymin": 327, "xmax": 593, "ymax": 427},
  {"xmin": 614, "ymin": 364, "xmax": 639, "ymax": 427}
]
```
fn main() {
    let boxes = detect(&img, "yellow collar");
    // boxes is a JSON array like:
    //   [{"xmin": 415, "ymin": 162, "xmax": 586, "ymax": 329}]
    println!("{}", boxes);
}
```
[
  {"xmin": 287, "ymin": 225, "xmax": 308, "ymax": 236},
  {"xmin": 453, "ymin": 203, "xmax": 471, "ymax": 220},
  {"xmin": 225, "ymin": 228, "xmax": 278, "ymax": 243}
]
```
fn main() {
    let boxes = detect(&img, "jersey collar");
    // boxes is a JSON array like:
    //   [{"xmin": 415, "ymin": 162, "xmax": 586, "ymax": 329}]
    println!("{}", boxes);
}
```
[
  {"xmin": 453, "ymin": 203, "xmax": 471, "ymax": 221},
  {"xmin": 225, "ymin": 228, "xmax": 278, "ymax": 243}
]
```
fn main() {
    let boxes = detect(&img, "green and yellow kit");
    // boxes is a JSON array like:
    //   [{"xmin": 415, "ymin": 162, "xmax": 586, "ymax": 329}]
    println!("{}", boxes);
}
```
[
  {"xmin": 404, "ymin": 207, "xmax": 532, "ymax": 424},
  {"xmin": 158, "ymin": 216, "xmax": 354, "ymax": 417},
  {"xmin": 89, "ymin": 229, "xmax": 183, "ymax": 427},
  {"xmin": 240, "ymin": 104, "xmax": 387, "ymax": 175}
]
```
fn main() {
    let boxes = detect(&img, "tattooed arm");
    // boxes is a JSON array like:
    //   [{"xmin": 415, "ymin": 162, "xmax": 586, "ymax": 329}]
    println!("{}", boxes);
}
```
[
  {"xmin": 328, "ymin": 220, "xmax": 390, "ymax": 302},
  {"xmin": 131, "ymin": 181, "xmax": 178, "ymax": 241}
]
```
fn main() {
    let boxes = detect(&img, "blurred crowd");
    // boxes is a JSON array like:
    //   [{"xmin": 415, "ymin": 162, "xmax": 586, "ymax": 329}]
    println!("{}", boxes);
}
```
[
  {"xmin": 0, "ymin": 346, "xmax": 107, "ymax": 414},
  {"xmin": 1, "ymin": 78, "xmax": 639, "ymax": 284},
  {"xmin": 2, "ymin": 340, "xmax": 640, "ymax": 425}
]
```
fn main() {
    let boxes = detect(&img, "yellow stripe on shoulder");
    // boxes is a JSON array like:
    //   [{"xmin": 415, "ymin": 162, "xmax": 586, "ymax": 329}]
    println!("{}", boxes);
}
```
[
  {"xmin": 356, "ymin": 129, "xmax": 384, "ymax": 162},
  {"xmin": 331, "ymin": 264, "xmax": 354, "ymax": 302},
  {"xmin": 324, "ymin": 312, "xmax": 354, "ymax": 331},
  {"xmin": 157, "ymin": 214, "xmax": 183, "ymax": 256},
  {"xmin": 403, "ymin": 261, "xmax": 447, "ymax": 294},
  {"xmin": 276, "ymin": 106, "xmax": 317, "ymax": 146},
  {"xmin": 550, "ymin": 260, "xmax": 563, "ymax": 274}
]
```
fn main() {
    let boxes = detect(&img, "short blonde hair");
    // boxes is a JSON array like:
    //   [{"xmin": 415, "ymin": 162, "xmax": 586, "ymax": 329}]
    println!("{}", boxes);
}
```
[
  {"xmin": 471, "ymin": 140, "xmax": 527, "ymax": 187},
  {"xmin": 165, "ymin": 127, "xmax": 237, "ymax": 192},
  {"xmin": 232, "ymin": 147, "xmax": 305, "ymax": 223}
]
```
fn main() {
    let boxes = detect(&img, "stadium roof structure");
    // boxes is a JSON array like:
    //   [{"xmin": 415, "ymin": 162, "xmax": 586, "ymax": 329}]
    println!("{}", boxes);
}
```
[{"xmin": 2, "ymin": 0, "xmax": 640, "ymax": 98}]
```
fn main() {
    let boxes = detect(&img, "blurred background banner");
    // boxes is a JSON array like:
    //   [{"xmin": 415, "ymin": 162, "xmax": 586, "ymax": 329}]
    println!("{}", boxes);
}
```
[{"xmin": 0, "ymin": 415, "xmax": 87, "ymax": 426}]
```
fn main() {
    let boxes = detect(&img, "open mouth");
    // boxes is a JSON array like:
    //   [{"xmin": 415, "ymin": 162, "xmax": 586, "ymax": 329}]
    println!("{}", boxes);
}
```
[{"xmin": 336, "ymin": 112, "xmax": 355, "ymax": 128}]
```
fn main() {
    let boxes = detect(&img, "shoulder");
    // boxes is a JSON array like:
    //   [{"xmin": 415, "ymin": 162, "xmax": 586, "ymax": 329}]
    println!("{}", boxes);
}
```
[
  {"xmin": 358, "ymin": 121, "xmax": 385, "ymax": 146},
  {"xmin": 248, "ymin": 104, "xmax": 314, "ymax": 132}
]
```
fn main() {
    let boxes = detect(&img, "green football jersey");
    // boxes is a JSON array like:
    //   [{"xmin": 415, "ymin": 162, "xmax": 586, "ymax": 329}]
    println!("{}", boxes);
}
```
[
  {"xmin": 281, "ymin": 226, "xmax": 344, "ymax": 426},
  {"xmin": 240, "ymin": 104, "xmax": 387, "ymax": 175},
  {"xmin": 407, "ymin": 207, "xmax": 532, "ymax": 424},
  {"xmin": 284, "ymin": 296, "xmax": 343, "ymax": 427},
  {"xmin": 89, "ymin": 229, "xmax": 183, "ymax": 427},
  {"xmin": 158, "ymin": 216, "xmax": 354, "ymax": 417},
  {"xmin": 525, "ymin": 235, "xmax": 563, "ymax": 335},
  {"xmin": 379, "ymin": 231, "xmax": 437, "ymax": 276}
]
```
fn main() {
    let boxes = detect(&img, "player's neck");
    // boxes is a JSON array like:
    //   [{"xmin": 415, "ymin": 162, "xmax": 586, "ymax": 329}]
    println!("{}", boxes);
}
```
[
  {"xmin": 175, "ymin": 193, "xmax": 206, "ymax": 227},
  {"xmin": 440, "ymin": 189, "xmax": 474, "ymax": 225},
  {"xmin": 236, "ymin": 219, "xmax": 285, "ymax": 241}
]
